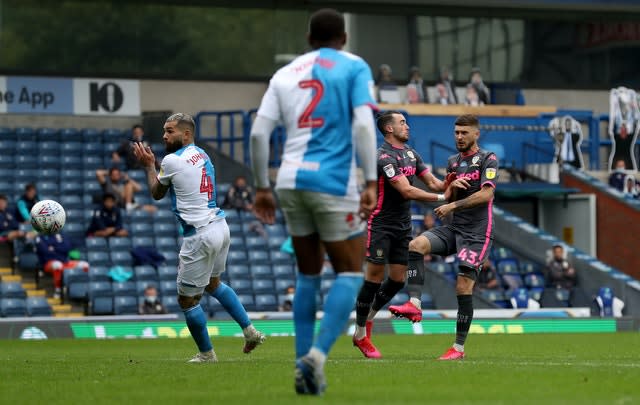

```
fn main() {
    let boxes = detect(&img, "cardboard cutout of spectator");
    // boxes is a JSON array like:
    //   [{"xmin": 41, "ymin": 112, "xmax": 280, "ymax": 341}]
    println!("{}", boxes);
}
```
[
  {"xmin": 548, "ymin": 115, "xmax": 584, "ymax": 170},
  {"xmin": 608, "ymin": 87, "xmax": 639, "ymax": 172}
]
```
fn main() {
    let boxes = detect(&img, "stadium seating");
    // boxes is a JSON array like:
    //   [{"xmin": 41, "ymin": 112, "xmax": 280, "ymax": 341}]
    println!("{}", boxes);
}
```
[
  {"xmin": 113, "ymin": 296, "xmax": 139, "ymax": 315},
  {"xmin": 255, "ymin": 294, "xmax": 278, "ymax": 311},
  {"xmin": 162, "ymin": 296, "xmax": 181, "ymax": 313},
  {"xmin": 26, "ymin": 296, "xmax": 53, "ymax": 317},
  {"xmin": 1, "ymin": 282, "xmax": 27, "ymax": 299},
  {"xmin": 1, "ymin": 298, "xmax": 27, "ymax": 317}
]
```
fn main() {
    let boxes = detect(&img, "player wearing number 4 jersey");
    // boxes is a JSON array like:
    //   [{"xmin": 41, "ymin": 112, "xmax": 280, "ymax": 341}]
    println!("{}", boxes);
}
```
[
  {"xmin": 390, "ymin": 114, "xmax": 498, "ymax": 360},
  {"xmin": 250, "ymin": 8, "xmax": 378, "ymax": 396},
  {"xmin": 133, "ymin": 113, "xmax": 264, "ymax": 364}
]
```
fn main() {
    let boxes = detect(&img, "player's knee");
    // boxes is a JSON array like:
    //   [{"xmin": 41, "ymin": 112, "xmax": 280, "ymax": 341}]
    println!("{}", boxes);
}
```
[
  {"xmin": 204, "ymin": 277, "xmax": 221, "ymax": 294},
  {"xmin": 456, "ymin": 266, "xmax": 476, "ymax": 295},
  {"xmin": 177, "ymin": 294, "xmax": 201, "ymax": 309},
  {"xmin": 408, "ymin": 236, "xmax": 429, "ymax": 255}
]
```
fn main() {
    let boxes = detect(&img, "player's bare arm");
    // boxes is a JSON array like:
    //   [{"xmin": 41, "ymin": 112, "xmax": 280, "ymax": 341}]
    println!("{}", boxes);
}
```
[
  {"xmin": 434, "ymin": 184, "xmax": 493, "ymax": 219},
  {"xmin": 132, "ymin": 142, "xmax": 168, "ymax": 200},
  {"xmin": 390, "ymin": 175, "xmax": 445, "ymax": 202},
  {"xmin": 359, "ymin": 180, "xmax": 377, "ymax": 219},
  {"xmin": 419, "ymin": 171, "xmax": 445, "ymax": 192},
  {"xmin": 254, "ymin": 188, "xmax": 276, "ymax": 225}
]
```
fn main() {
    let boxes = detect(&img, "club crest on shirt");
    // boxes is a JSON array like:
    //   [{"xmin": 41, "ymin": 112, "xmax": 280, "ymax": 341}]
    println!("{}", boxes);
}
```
[
  {"xmin": 383, "ymin": 164, "xmax": 395, "ymax": 178},
  {"xmin": 376, "ymin": 249, "xmax": 384, "ymax": 258},
  {"xmin": 472, "ymin": 155, "xmax": 480, "ymax": 165},
  {"xmin": 406, "ymin": 150, "xmax": 415, "ymax": 160},
  {"xmin": 486, "ymin": 168, "xmax": 497, "ymax": 179}
]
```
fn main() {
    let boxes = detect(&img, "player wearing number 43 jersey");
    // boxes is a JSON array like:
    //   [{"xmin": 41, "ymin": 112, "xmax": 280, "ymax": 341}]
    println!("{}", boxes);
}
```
[
  {"xmin": 250, "ymin": 8, "xmax": 378, "ymax": 396},
  {"xmin": 390, "ymin": 114, "xmax": 499, "ymax": 360},
  {"xmin": 133, "ymin": 113, "xmax": 264, "ymax": 364}
]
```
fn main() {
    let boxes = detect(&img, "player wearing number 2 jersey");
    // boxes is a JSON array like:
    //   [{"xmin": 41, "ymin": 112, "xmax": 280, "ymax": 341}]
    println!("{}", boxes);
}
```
[
  {"xmin": 398, "ymin": 114, "xmax": 498, "ymax": 361},
  {"xmin": 133, "ymin": 113, "xmax": 264, "ymax": 364},
  {"xmin": 250, "ymin": 9, "xmax": 378, "ymax": 396}
]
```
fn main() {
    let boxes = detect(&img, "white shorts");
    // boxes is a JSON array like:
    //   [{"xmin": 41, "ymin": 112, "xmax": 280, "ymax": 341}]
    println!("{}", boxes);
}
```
[
  {"xmin": 177, "ymin": 219, "xmax": 230, "ymax": 297},
  {"xmin": 276, "ymin": 189, "xmax": 365, "ymax": 242}
]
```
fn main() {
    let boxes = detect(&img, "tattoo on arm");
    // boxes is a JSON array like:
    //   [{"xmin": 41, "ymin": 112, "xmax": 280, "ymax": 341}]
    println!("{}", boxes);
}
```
[{"xmin": 452, "ymin": 187, "xmax": 494, "ymax": 211}]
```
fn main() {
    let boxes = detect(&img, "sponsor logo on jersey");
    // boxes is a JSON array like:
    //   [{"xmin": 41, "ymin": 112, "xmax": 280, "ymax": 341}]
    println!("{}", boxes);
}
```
[
  {"xmin": 399, "ymin": 166, "xmax": 416, "ymax": 176},
  {"xmin": 486, "ymin": 168, "xmax": 497, "ymax": 179},
  {"xmin": 383, "ymin": 164, "xmax": 395, "ymax": 178},
  {"xmin": 457, "ymin": 170, "xmax": 480, "ymax": 180}
]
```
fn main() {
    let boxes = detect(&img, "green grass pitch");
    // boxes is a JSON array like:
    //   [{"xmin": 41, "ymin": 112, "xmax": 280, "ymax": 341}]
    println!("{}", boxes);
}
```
[{"xmin": 1, "ymin": 333, "xmax": 638, "ymax": 404}]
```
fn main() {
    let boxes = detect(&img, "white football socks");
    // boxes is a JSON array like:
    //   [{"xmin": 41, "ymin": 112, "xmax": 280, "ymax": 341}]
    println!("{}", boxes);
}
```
[{"xmin": 410, "ymin": 297, "xmax": 422, "ymax": 309}]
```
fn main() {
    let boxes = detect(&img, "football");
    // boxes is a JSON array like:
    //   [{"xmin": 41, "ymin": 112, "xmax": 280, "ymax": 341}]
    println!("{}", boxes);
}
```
[{"xmin": 30, "ymin": 199, "xmax": 66, "ymax": 235}]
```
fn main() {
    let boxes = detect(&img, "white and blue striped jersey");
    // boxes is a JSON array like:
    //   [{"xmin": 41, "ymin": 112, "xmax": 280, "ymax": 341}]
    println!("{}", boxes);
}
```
[
  {"xmin": 157, "ymin": 144, "xmax": 224, "ymax": 236},
  {"xmin": 256, "ymin": 48, "xmax": 377, "ymax": 200}
]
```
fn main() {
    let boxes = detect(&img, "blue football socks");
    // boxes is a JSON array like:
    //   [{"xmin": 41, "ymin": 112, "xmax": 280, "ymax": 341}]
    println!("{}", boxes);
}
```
[
  {"xmin": 183, "ymin": 304, "xmax": 212, "ymax": 352},
  {"xmin": 211, "ymin": 282, "xmax": 251, "ymax": 329},
  {"xmin": 313, "ymin": 273, "xmax": 363, "ymax": 356},
  {"xmin": 294, "ymin": 273, "xmax": 321, "ymax": 358}
]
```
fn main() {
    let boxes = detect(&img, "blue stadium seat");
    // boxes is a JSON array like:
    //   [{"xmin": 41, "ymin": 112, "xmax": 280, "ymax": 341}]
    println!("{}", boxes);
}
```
[
  {"xmin": 82, "ymin": 155, "xmax": 103, "ymax": 169},
  {"xmin": 39, "ymin": 154, "xmax": 60, "ymax": 169},
  {"xmin": 229, "ymin": 279, "xmax": 252, "ymax": 294},
  {"xmin": 153, "ymin": 222, "xmax": 176, "ymax": 235},
  {"xmin": 87, "ymin": 251, "xmax": 111, "ymax": 267},
  {"xmin": 60, "ymin": 142, "xmax": 84, "ymax": 155},
  {"xmin": 237, "ymin": 294, "xmax": 256, "ymax": 311},
  {"xmin": 103, "ymin": 128, "xmax": 123, "ymax": 140},
  {"xmin": 519, "ymin": 261, "xmax": 541, "ymax": 276},
  {"xmin": 110, "ymin": 251, "xmax": 133, "ymax": 267},
  {"xmin": 248, "ymin": 250, "xmax": 270, "ymax": 265},
  {"xmin": 540, "ymin": 287, "xmax": 571, "ymax": 307},
  {"xmin": 134, "ymin": 266, "xmax": 159, "ymax": 282},
  {"xmin": 84, "ymin": 142, "xmax": 104, "ymax": 156},
  {"xmin": 26, "ymin": 296, "xmax": 53, "ymax": 317},
  {"xmin": 0, "ymin": 139, "xmax": 16, "ymax": 152},
  {"xmin": 0, "ymin": 154, "xmax": 14, "ymax": 169},
  {"xmin": 88, "ymin": 266, "xmax": 111, "ymax": 282},
  {"xmin": 229, "ymin": 236, "xmax": 245, "ymax": 249},
  {"xmin": 0, "ymin": 127, "xmax": 16, "ymax": 139},
  {"xmin": 60, "ymin": 182, "xmax": 83, "ymax": 194},
  {"xmin": 493, "ymin": 247, "xmax": 515, "ymax": 261},
  {"xmin": 132, "ymin": 236, "xmax": 155, "ymax": 248},
  {"xmin": 227, "ymin": 264, "xmax": 250, "ymax": 280},
  {"xmin": 251, "ymin": 279, "xmax": 275, "ymax": 294},
  {"xmin": 251, "ymin": 264, "xmax": 274, "ymax": 279},
  {"xmin": 501, "ymin": 274, "xmax": 524, "ymax": 290},
  {"xmin": 255, "ymin": 294, "xmax": 278, "ymax": 312},
  {"xmin": 0, "ymin": 282, "xmax": 27, "ymax": 299},
  {"xmin": 38, "ymin": 181, "xmax": 59, "ymax": 195},
  {"xmin": 246, "ymin": 236, "xmax": 268, "ymax": 250},
  {"xmin": 269, "ymin": 250, "xmax": 294, "ymax": 265},
  {"xmin": 224, "ymin": 209, "xmax": 240, "ymax": 223},
  {"xmin": 497, "ymin": 259, "xmax": 520, "ymax": 275},
  {"xmin": 267, "ymin": 236, "xmax": 287, "ymax": 250},
  {"xmin": 264, "ymin": 223, "xmax": 286, "ymax": 237},
  {"xmin": 109, "ymin": 237, "xmax": 132, "ymax": 250},
  {"xmin": 38, "ymin": 140, "xmax": 60, "ymax": 153},
  {"xmin": 481, "ymin": 289, "xmax": 509, "ymax": 308},
  {"xmin": 15, "ymin": 168, "xmax": 38, "ymax": 181},
  {"xmin": 159, "ymin": 280, "xmax": 177, "ymax": 297},
  {"xmin": 131, "ymin": 223, "xmax": 154, "ymax": 236},
  {"xmin": 113, "ymin": 296, "xmax": 139, "ymax": 315},
  {"xmin": 510, "ymin": 287, "xmax": 531, "ymax": 308},
  {"xmin": 162, "ymin": 295, "xmax": 181, "ymax": 314},
  {"xmin": 38, "ymin": 168, "xmax": 59, "ymax": 180},
  {"xmin": 64, "ymin": 267, "xmax": 90, "ymax": 300},
  {"xmin": 86, "ymin": 237, "xmax": 109, "ymax": 251},
  {"xmin": 158, "ymin": 265, "xmax": 177, "ymax": 281},
  {"xmin": 36, "ymin": 127, "xmax": 60, "ymax": 141},
  {"xmin": 227, "ymin": 223, "xmax": 242, "ymax": 234},
  {"xmin": 81, "ymin": 128, "xmax": 101, "ymax": 142},
  {"xmin": 61, "ymin": 155, "xmax": 83, "ymax": 169},
  {"xmin": 272, "ymin": 264, "xmax": 294, "ymax": 278},
  {"xmin": 275, "ymin": 278, "xmax": 295, "ymax": 293},
  {"xmin": 60, "ymin": 195, "xmax": 84, "ymax": 210},
  {"xmin": 88, "ymin": 281, "xmax": 114, "ymax": 315},
  {"xmin": 162, "ymin": 251, "xmax": 179, "ymax": 267},
  {"xmin": 16, "ymin": 140, "xmax": 37, "ymax": 152},
  {"xmin": 112, "ymin": 282, "xmax": 137, "ymax": 297},
  {"xmin": 421, "ymin": 292, "xmax": 435, "ymax": 309},
  {"xmin": 15, "ymin": 127, "xmax": 35, "ymax": 140},
  {"xmin": 154, "ymin": 237, "xmax": 176, "ymax": 250},
  {"xmin": 528, "ymin": 287, "xmax": 544, "ymax": 301},
  {"xmin": 60, "ymin": 128, "xmax": 82, "ymax": 142},
  {"xmin": 60, "ymin": 168, "xmax": 84, "ymax": 182},
  {"xmin": 227, "ymin": 251, "xmax": 248, "ymax": 265},
  {"xmin": 1, "ymin": 298, "xmax": 27, "ymax": 317}
]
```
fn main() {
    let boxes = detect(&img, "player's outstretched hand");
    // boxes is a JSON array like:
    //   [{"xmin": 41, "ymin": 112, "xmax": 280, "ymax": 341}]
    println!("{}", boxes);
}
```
[
  {"xmin": 132, "ymin": 142, "xmax": 156, "ymax": 169},
  {"xmin": 359, "ymin": 181, "xmax": 377, "ymax": 220},
  {"xmin": 254, "ymin": 188, "xmax": 276, "ymax": 225},
  {"xmin": 434, "ymin": 203, "xmax": 454, "ymax": 220}
]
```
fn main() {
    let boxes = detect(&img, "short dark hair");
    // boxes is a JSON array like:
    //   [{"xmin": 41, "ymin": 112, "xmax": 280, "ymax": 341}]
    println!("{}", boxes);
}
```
[
  {"xmin": 0, "ymin": 194, "xmax": 6, "ymax": 201},
  {"xmin": 108, "ymin": 166, "xmax": 120, "ymax": 175},
  {"xmin": 376, "ymin": 110, "xmax": 402, "ymax": 135},
  {"xmin": 132, "ymin": 124, "xmax": 143, "ymax": 132},
  {"xmin": 25, "ymin": 183, "xmax": 36, "ymax": 192},
  {"xmin": 454, "ymin": 114, "xmax": 479, "ymax": 128},
  {"xmin": 166, "ymin": 112, "xmax": 195, "ymax": 135},
  {"xmin": 102, "ymin": 192, "xmax": 116, "ymax": 202},
  {"xmin": 308, "ymin": 8, "xmax": 345, "ymax": 42}
]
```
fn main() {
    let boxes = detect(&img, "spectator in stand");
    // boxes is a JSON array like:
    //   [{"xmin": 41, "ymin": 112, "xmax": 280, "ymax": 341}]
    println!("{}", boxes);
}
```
[
  {"xmin": 0, "ymin": 194, "xmax": 33, "ymax": 243},
  {"xmin": 622, "ymin": 174, "xmax": 639, "ymax": 199},
  {"xmin": 544, "ymin": 244, "xmax": 577, "ymax": 290},
  {"xmin": 434, "ymin": 84, "xmax": 451, "ymax": 105},
  {"xmin": 375, "ymin": 64, "xmax": 398, "ymax": 103},
  {"xmin": 112, "ymin": 124, "xmax": 159, "ymax": 171},
  {"xmin": 222, "ymin": 175, "xmax": 255, "ymax": 211},
  {"xmin": 464, "ymin": 84, "xmax": 484, "ymax": 107},
  {"xmin": 468, "ymin": 67, "xmax": 490, "ymax": 105},
  {"xmin": 279, "ymin": 285, "xmax": 295, "ymax": 312},
  {"xmin": 15, "ymin": 183, "xmax": 39, "ymax": 224},
  {"xmin": 96, "ymin": 167, "xmax": 157, "ymax": 213},
  {"xmin": 608, "ymin": 159, "xmax": 627, "ymax": 191},
  {"xmin": 139, "ymin": 286, "xmax": 167, "ymax": 315},
  {"xmin": 35, "ymin": 232, "xmax": 89, "ymax": 299},
  {"xmin": 406, "ymin": 66, "xmax": 429, "ymax": 104},
  {"xmin": 437, "ymin": 66, "xmax": 458, "ymax": 104},
  {"xmin": 475, "ymin": 260, "xmax": 500, "ymax": 291},
  {"xmin": 86, "ymin": 193, "xmax": 129, "ymax": 237}
]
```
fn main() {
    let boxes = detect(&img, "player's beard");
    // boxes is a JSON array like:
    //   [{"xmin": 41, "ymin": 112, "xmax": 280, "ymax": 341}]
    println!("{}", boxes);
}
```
[{"xmin": 165, "ymin": 139, "xmax": 183, "ymax": 153}]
